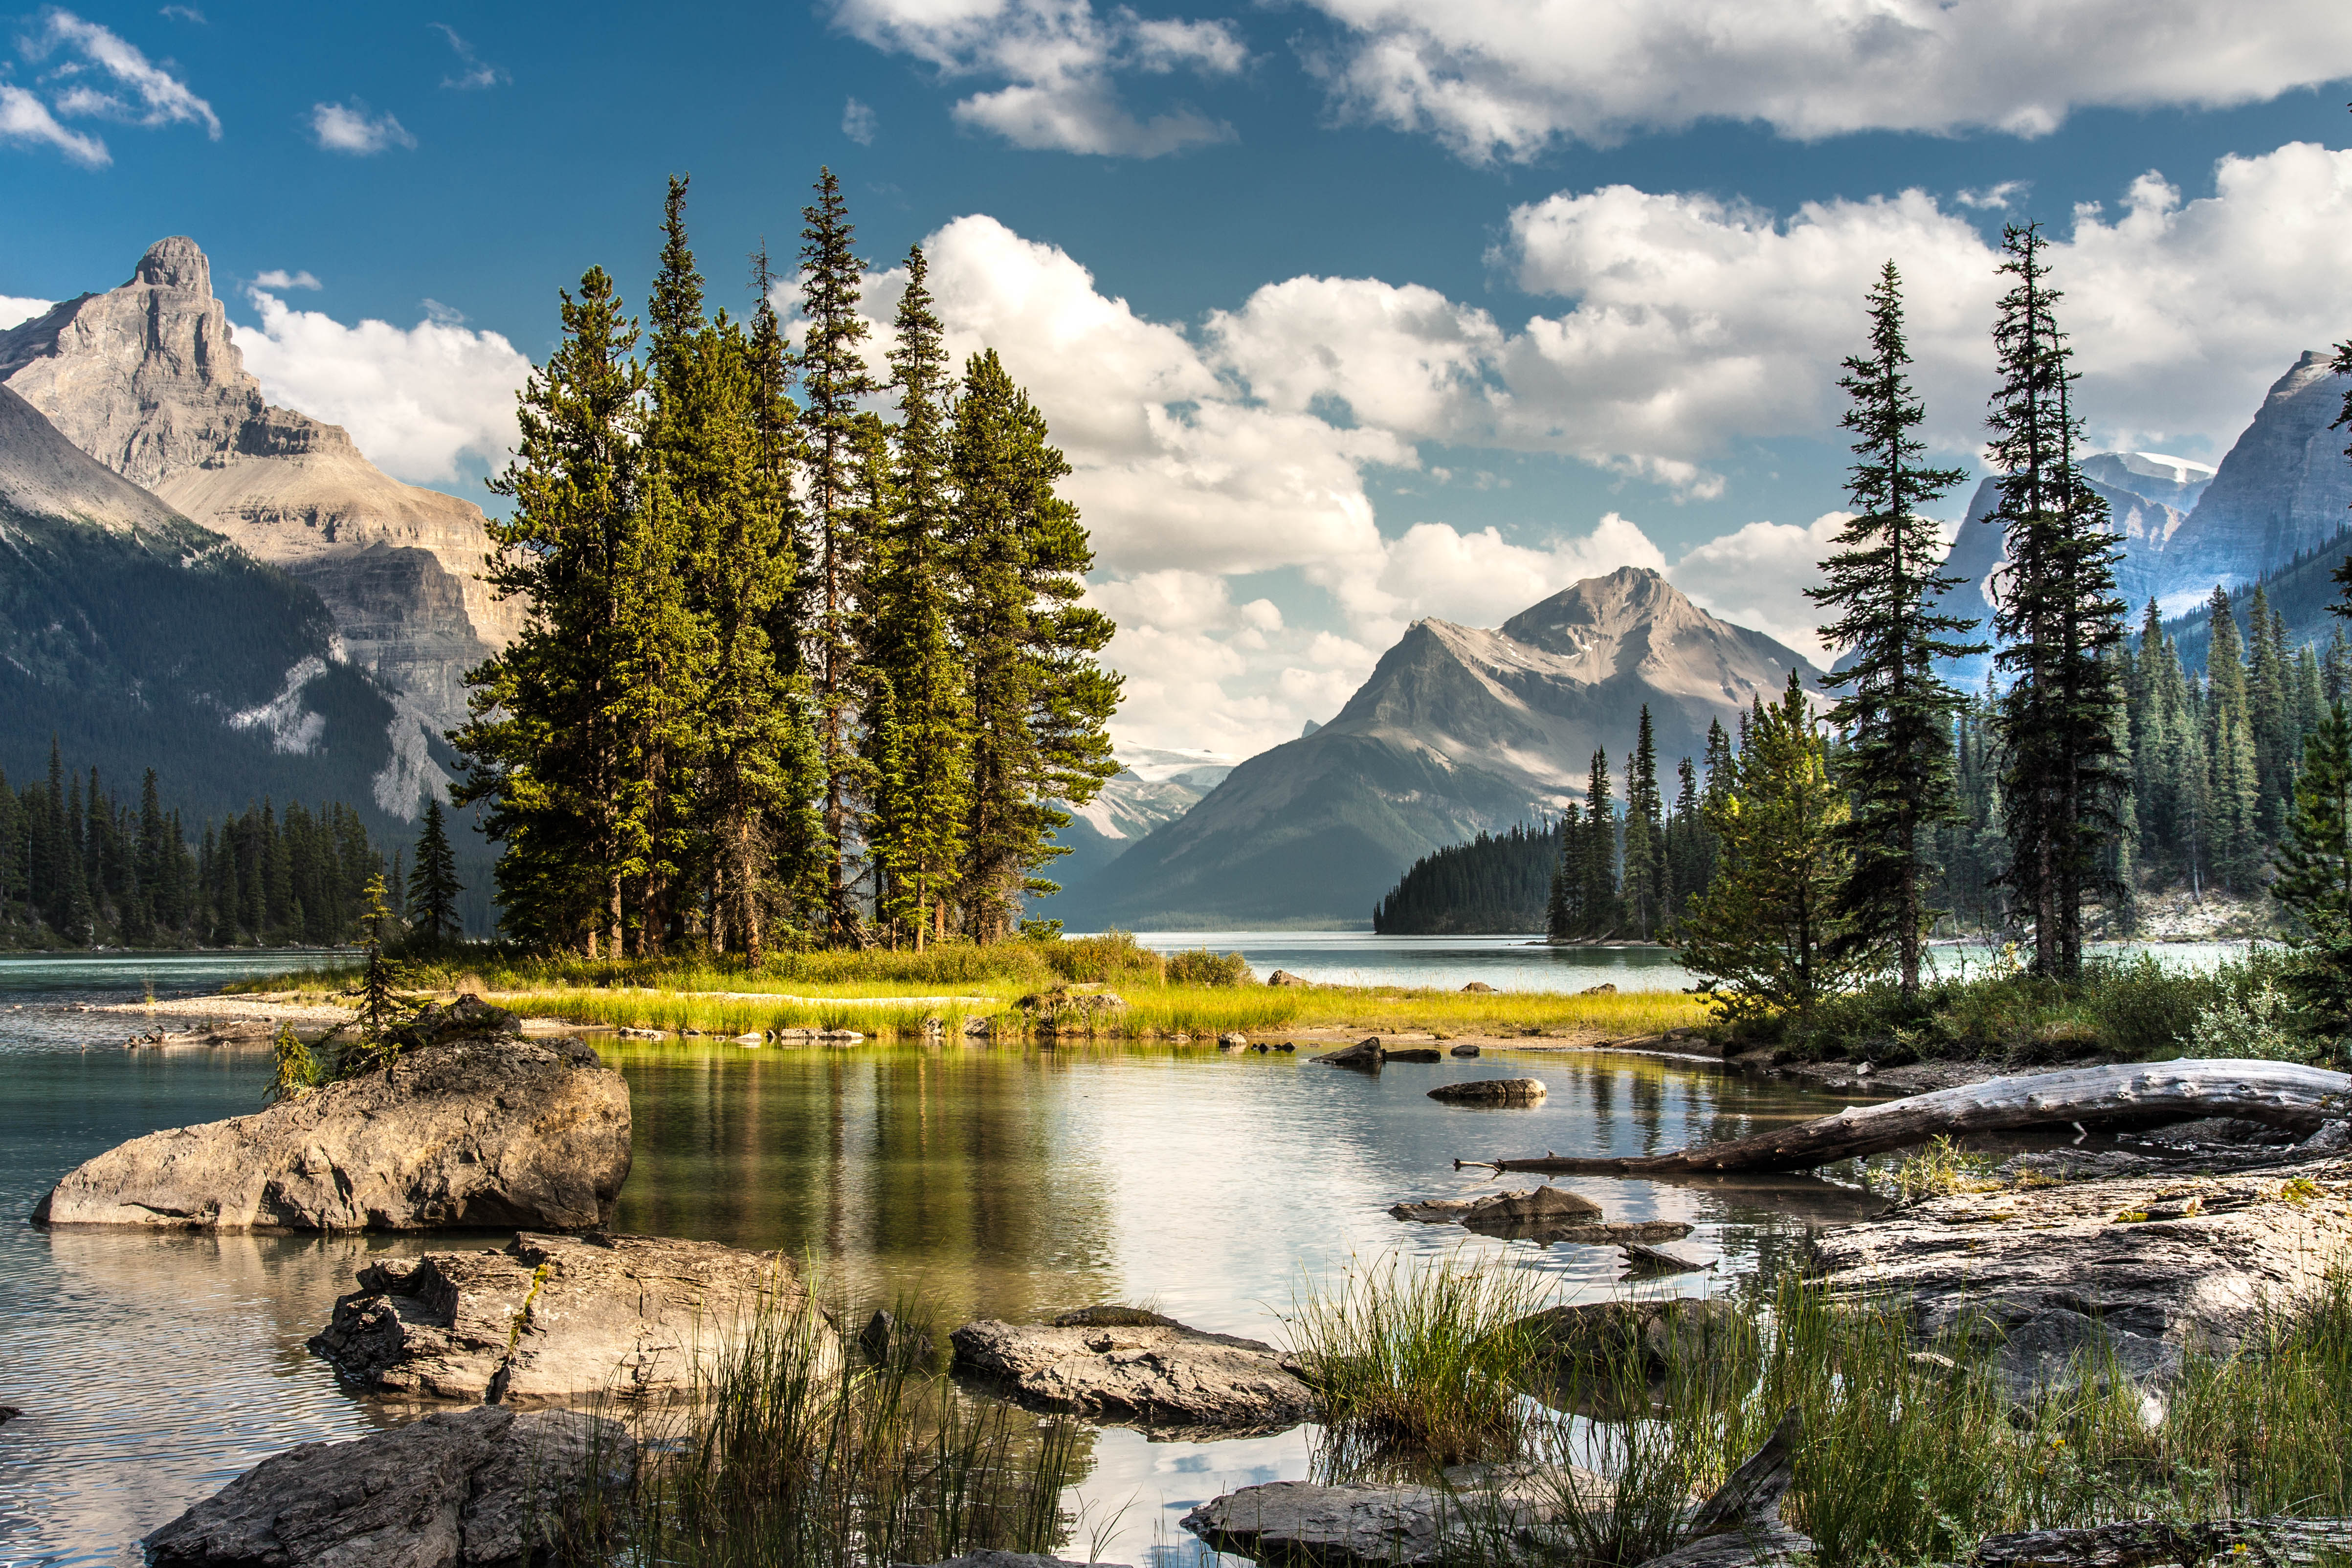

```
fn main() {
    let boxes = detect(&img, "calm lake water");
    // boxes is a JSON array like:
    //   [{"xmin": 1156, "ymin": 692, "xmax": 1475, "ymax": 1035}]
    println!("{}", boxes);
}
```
[{"xmin": 0, "ymin": 934, "xmax": 2246, "ymax": 1564}]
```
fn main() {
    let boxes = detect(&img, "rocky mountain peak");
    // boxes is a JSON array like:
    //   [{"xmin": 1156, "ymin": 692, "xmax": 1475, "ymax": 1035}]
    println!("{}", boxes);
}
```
[
  {"xmin": 1499, "ymin": 566, "xmax": 1692, "ymax": 654},
  {"xmin": 133, "ymin": 235, "xmax": 211, "ymax": 296}
]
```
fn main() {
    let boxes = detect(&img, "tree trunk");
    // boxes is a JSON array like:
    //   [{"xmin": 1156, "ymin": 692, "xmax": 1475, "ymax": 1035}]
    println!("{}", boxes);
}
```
[{"xmin": 1458, "ymin": 1060, "xmax": 2352, "ymax": 1175}]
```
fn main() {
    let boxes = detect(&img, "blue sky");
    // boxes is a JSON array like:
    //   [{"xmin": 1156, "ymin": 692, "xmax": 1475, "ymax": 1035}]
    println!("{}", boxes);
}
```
[{"xmin": 4, "ymin": 1, "xmax": 2350, "ymax": 756}]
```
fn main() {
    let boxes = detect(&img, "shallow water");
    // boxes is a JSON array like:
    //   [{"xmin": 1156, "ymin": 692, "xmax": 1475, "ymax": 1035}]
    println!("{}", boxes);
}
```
[{"xmin": 0, "ymin": 951, "xmax": 1875, "ymax": 1566}]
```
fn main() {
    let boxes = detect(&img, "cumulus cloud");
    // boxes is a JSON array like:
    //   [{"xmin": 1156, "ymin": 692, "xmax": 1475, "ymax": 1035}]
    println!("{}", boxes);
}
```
[
  {"xmin": 0, "ymin": 82, "xmax": 107, "ymax": 164},
  {"xmin": 231, "ymin": 285, "xmax": 529, "ymax": 486},
  {"xmin": 252, "ymin": 267, "xmax": 320, "ymax": 291},
  {"xmin": 430, "ymin": 22, "xmax": 506, "ymax": 89},
  {"xmin": 831, "ymin": 0, "xmax": 1243, "ymax": 155},
  {"xmin": 0, "ymin": 293, "xmax": 55, "ymax": 330},
  {"xmin": 1666, "ymin": 514, "xmax": 1851, "ymax": 661},
  {"xmin": 842, "ymin": 95, "xmax": 876, "ymax": 143},
  {"xmin": 310, "ymin": 99, "xmax": 415, "ymax": 155},
  {"xmin": 28, "ymin": 9, "xmax": 219, "ymax": 136},
  {"xmin": 1300, "ymin": 0, "xmax": 2352, "ymax": 163}
]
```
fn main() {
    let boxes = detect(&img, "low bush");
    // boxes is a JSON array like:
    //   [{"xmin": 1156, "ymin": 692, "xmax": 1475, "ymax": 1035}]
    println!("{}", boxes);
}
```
[{"xmin": 1162, "ymin": 947, "xmax": 1254, "ymax": 987}]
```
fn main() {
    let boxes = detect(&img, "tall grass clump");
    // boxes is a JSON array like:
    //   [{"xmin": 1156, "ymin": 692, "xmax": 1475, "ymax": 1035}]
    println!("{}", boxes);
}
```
[
  {"xmin": 1163, "ymin": 947, "xmax": 1254, "ymax": 986},
  {"xmin": 1287, "ymin": 1249, "xmax": 1553, "ymax": 1470},
  {"xmin": 618, "ymin": 1293, "xmax": 1081, "ymax": 1568}
]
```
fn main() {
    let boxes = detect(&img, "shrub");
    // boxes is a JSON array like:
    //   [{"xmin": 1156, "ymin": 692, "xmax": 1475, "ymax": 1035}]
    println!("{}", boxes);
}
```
[
  {"xmin": 1163, "ymin": 947, "xmax": 1254, "ymax": 987},
  {"xmin": 1038, "ymin": 929, "xmax": 1167, "ymax": 987}
]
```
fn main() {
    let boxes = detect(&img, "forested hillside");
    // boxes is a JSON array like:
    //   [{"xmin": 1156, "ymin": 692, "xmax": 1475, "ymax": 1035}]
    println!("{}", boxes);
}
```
[{"xmin": 1371, "ymin": 820, "xmax": 1561, "ymax": 934}]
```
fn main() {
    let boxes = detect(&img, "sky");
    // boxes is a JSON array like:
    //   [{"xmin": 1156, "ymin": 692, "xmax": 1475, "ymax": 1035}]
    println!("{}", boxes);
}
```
[{"xmin": 3, "ymin": 1, "xmax": 2351, "ymax": 762}]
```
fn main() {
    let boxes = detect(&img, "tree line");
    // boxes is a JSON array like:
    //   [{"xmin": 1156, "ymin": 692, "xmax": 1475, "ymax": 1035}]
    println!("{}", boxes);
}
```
[
  {"xmin": 0, "ymin": 740, "xmax": 387, "ymax": 949},
  {"xmin": 452, "ymin": 171, "xmax": 1119, "ymax": 959}
]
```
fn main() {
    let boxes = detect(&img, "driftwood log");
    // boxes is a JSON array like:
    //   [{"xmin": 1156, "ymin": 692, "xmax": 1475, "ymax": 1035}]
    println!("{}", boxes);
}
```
[
  {"xmin": 1972, "ymin": 1517, "xmax": 2352, "ymax": 1568},
  {"xmin": 1458, "ymin": 1060, "xmax": 2352, "ymax": 1176}
]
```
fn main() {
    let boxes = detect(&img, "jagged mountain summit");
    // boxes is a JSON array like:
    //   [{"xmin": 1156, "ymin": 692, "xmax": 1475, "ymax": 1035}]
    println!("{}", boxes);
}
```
[
  {"xmin": 0, "ymin": 237, "xmax": 519, "ymax": 809},
  {"xmin": 1050, "ymin": 568, "xmax": 1821, "ymax": 929}
]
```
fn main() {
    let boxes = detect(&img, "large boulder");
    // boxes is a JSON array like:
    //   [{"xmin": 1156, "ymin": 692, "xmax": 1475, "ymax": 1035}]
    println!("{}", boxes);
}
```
[
  {"xmin": 1810, "ymin": 1157, "xmax": 2352, "ymax": 1395},
  {"xmin": 143, "ymin": 1405, "xmax": 632, "ymax": 1568},
  {"xmin": 311, "ymin": 1230, "xmax": 810, "ymax": 1403},
  {"xmin": 1428, "ymin": 1078, "xmax": 1548, "ymax": 1105},
  {"xmin": 32, "ymin": 1012, "xmax": 630, "ymax": 1232},
  {"xmin": 1182, "ymin": 1465, "xmax": 1605, "ymax": 1568},
  {"xmin": 950, "ymin": 1316, "xmax": 1315, "ymax": 1435},
  {"xmin": 1316, "ymin": 1038, "xmax": 1385, "ymax": 1069}
]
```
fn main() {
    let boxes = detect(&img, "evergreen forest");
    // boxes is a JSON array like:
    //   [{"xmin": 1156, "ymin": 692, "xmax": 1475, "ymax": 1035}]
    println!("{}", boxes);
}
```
[
  {"xmin": 452, "ymin": 172, "xmax": 1119, "ymax": 958},
  {"xmin": 0, "ymin": 741, "xmax": 390, "ymax": 950},
  {"xmin": 1371, "ymin": 820, "xmax": 1562, "ymax": 933}
]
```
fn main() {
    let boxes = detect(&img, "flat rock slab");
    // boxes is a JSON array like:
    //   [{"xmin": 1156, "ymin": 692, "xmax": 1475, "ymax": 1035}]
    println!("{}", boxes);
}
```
[
  {"xmin": 33, "ymin": 1032, "xmax": 629, "ymax": 1232},
  {"xmin": 1183, "ymin": 1466, "xmax": 1603, "ymax": 1568},
  {"xmin": 950, "ymin": 1318, "xmax": 1315, "ymax": 1435},
  {"xmin": 1810, "ymin": 1156, "xmax": 2352, "ymax": 1394},
  {"xmin": 1392, "ymin": 1187, "xmax": 1603, "ymax": 1225},
  {"xmin": 312, "ymin": 1230, "xmax": 808, "ymax": 1403},
  {"xmin": 144, "ymin": 1404, "xmax": 632, "ymax": 1568},
  {"xmin": 1428, "ymin": 1079, "xmax": 1548, "ymax": 1105}
]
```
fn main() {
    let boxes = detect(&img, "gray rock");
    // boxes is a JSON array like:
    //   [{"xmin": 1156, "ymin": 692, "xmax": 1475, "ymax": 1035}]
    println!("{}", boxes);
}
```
[
  {"xmin": 1317, "ymin": 1038, "xmax": 1385, "ymax": 1069},
  {"xmin": 860, "ymin": 1308, "xmax": 936, "ymax": 1369},
  {"xmin": 1386, "ymin": 1047, "xmax": 1443, "ymax": 1062},
  {"xmin": 1268, "ymin": 970, "xmax": 1312, "ymax": 987},
  {"xmin": 1183, "ymin": 1465, "xmax": 1605, "ymax": 1568},
  {"xmin": 1581, "ymin": 983, "xmax": 1618, "ymax": 995},
  {"xmin": 1391, "ymin": 1187, "xmax": 1602, "ymax": 1225},
  {"xmin": 1218, "ymin": 1032, "xmax": 1250, "ymax": 1048},
  {"xmin": 1810, "ymin": 1156, "xmax": 2352, "ymax": 1396},
  {"xmin": 1621, "ymin": 1242, "xmax": 1708, "ymax": 1277},
  {"xmin": 32, "ymin": 1029, "xmax": 629, "ymax": 1232},
  {"xmin": 1427, "ymin": 1077, "xmax": 1548, "ymax": 1105},
  {"xmin": 950, "ymin": 1316, "xmax": 1314, "ymax": 1435},
  {"xmin": 1449, "ymin": 1043, "xmax": 1482, "ymax": 1057},
  {"xmin": 898, "ymin": 1555, "xmax": 1132, "ymax": 1568},
  {"xmin": 1462, "ymin": 982, "xmax": 1497, "ymax": 993},
  {"xmin": 1521, "ymin": 1299, "xmax": 1748, "ymax": 1383},
  {"xmin": 311, "ymin": 1230, "xmax": 811, "ymax": 1403},
  {"xmin": 142, "ymin": 1405, "xmax": 632, "ymax": 1568}
]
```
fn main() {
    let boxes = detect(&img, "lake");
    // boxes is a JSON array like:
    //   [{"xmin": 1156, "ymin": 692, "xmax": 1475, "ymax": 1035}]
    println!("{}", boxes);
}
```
[{"xmin": 0, "ymin": 949, "xmax": 1877, "ymax": 1568}]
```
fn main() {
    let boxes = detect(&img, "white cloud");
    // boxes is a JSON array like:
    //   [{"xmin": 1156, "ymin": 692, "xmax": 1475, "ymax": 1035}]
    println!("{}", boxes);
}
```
[
  {"xmin": 1666, "ymin": 514, "xmax": 1850, "ymax": 661},
  {"xmin": 830, "ymin": 0, "xmax": 1242, "ymax": 155},
  {"xmin": 1956, "ymin": 180, "xmax": 2029, "ymax": 210},
  {"xmin": 430, "ymin": 22, "xmax": 506, "ymax": 89},
  {"xmin": 158, "ymin": 6, "xmax": 205, "ymax": 21},
  {"xmin": 252, "ymin": 267, "xmax": 320, "ymax": 291},
  {"xmin": 842, "ymin": 95, "xmax": 876, "ymax": 143},
  {"xmin": 29, "ymin": 10, "xmax": 218, "ymax": 136},
  {"xmin": 0, "ymin": 293, "xmax": 55, "ymax": 330},
  {"xmin": 1300, "ymin": 0, "xmax": 2352, "ymax": 163},
  {"xmin": 310, "ymin": 99, "xmax": 415, "ymax": 155},
  {"xmin": 0, "ymin": 82, "xmax": 107, "ymax": 165},
  {"xmin": 231, "ymin": 286, "xmax": 529, "ymax": 486}
]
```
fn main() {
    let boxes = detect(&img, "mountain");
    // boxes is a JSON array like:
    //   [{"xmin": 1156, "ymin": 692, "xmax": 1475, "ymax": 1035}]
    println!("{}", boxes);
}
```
[
  {"xmin": 0, "ymin": 383, "xmax": 455, "ymax": 870},
  {"xmin": 2156, "ymin": 351, "xmax": 2352, "ymax": 604},
  {"xmin": 0, "ymin": 238, "xmax": 519, "ymax": 811},
  {"xmin": 1056, "ymin": 567, "xmax": 1822, "ymax": 929}
]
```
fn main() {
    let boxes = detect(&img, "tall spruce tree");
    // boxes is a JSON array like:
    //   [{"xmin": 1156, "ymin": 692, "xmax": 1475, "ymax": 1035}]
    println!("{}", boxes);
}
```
[
  {"xmin": 1809, "ymin": 263, "xmax": 1982, "ymax": 996},
  {"xmin": 1619, "ymin": 708, "xmax": 1665, "ymax": 937},
  {"xmin": 797, "ymin": 168, "xmax": 879, "ymax": 943},
  {"xmin": 406, "ymin": 798, "xmax": 464, "ymax": 945},
  {"xmin": 1577, "ymin": 749, "xmax": 1619, "ymax": 937},
  {"xmin": 1986, "ymin": 223, "xmax": 2126, "ymax": 980},
  {"xmin": 864, "ymin": 246, "xmax": 971, "ymax": 949},
  {"xmin": 2273, "ymin": 702, "xmax": 2352, "ymax": 1058},
  {"xmin": 948, "ymin": 350, "xmax": 1120, "ymax": 940},
  {"xmin": 452, "ymin": 265, "xmax": 647, "ymax": 956}
]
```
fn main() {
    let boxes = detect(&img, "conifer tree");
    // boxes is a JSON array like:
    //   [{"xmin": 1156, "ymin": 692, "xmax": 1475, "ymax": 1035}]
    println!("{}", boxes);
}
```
[
  {"xmin": 1986, "ymin": 223, "xmax": 2126, "ymax": 980},
  {"xmin": 453, "ymin": 265, "xmax": 647, "ymax": 956},
  {"xmin": 1680, "ymin": 670, "xmax": 1871, "ymax": 1019},
  {"xmin": 1578, "ymin": 749, "xmax": 1619, "ymax": 936},
  {"xmin": 406, "ymin": 798, "xmax": 464, "ymax": 946},
  {"xmin": 948, "ymin": 350, "xmax": 1120, "ymax": 941},
  {"xmin": 2273, "ymin": 702, "xmax": 2352, "ymax": 1057},
  {"xmin": 864, "ymin": 246, "xmax": 971, "ymax": 948},
  {"xmin": 1619, "ymin": 708, "xmax": 1665, "ymax": 937},
  {"xmin": 797, "ymin": 168, "xmax": 878, "ymax": 942},
  {"xmin": 2204, "ymin": 587, "xmax": 2263, "ymax": 889},
  {"xmin": 1809, "ymin": 263, "xmax": 1982, "ymax": 995}
]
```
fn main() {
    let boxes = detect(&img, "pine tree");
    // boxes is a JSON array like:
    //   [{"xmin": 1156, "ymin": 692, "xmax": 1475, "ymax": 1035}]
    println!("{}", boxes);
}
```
[
  {"xmin": 2204, "ymin": 587, "xmax": 2263, "ymax": 890},
  {"xmin": 452, "ymin": 265, "xmax": 648, "ymax": 956},
  {"xmin": 1809, "ymin": 262, "xmax": 1983, "ymax": 996},
  {"xmin": 864, "ymin": 245, "xmax": 971, "ymax": 949},
  {"xmin": 948, "ymin": 350, "xmax": 1121, "ymax": 941},
  {"xmin": 2273, "ymin": 702, "xmax": 2352, "ymax": 1057},
  {"xmin": 1619, "ymin": 708, "xmax": 1665, "ymax": 937},
  {"xmin": 1987, "ymin": 222, "xmax": 2126, "ymax": 980},
  {"xmin": 2246, "ymin": 585, "xmax": 2295, "ymax": 835},
  {"xmin": 1679, "ymin": 670, "xmax": 1871, "ymax": 1019},
  {"xmin": 797, "ymin": 168, "xmax": 879, "ymax": 943},
  {"xmin": 406, "ymin": 798, "xmax": 464, "ymax": 946},
  {"xmin": 1578, "ymin": 749, "xmax": 1619, "ymax": 937}
]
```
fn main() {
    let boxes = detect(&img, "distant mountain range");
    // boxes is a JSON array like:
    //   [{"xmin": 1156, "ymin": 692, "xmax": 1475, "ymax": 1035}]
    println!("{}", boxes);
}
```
[
  {"xmin": 1048, "ymin": 568, "xmax": 1821, "ymax": 929},
  {"xmin": 0, "ymin": 238, "xmax": 506, "ymax": 929}
]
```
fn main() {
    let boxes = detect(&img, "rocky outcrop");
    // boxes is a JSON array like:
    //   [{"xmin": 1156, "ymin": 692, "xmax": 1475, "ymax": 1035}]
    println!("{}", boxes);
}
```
[
  {"xmin": 142, "ymin": 1405, "xmax": 631, "ymax": 1568},
  {"xmin": 2159, "ymin": 352, "xmax": 2352, "ymax": 602},
  {"xmin": 1181, "ymin": 1464, "xmax": 1606, "ymax": 1568},
  {"xmin": 1809, "ymin": 1157, "xmax": 2352, "ymax": 1395},
  {"xmin": 1428, "ymin": 1078, "xmax": 1548, "ymax": 1104},
  {"xmin": 0, "ymin": 237, "xmax": 522, "ymax": 801},
  {"xmin": 311, "ymin": 1230, "xmax": 808, "ymax": 1403},
  {"xmin": 949, "ymin": 1316, "xmax": 1315, "ymax": 1435},
  {"xmin": 32, "ymin": 1009, "xmax": 629, "ymax": 1231}
]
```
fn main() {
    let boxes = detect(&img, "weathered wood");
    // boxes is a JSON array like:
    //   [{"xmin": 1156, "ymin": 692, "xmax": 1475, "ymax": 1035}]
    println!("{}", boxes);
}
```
[
  {"xmin": 1972, "ymin": 1516, "xmax": 2352, "ymax": 1568},
  {"xmin": 1459, "ymin": 1060, "xmax": 2352, "ymax": 1175}
]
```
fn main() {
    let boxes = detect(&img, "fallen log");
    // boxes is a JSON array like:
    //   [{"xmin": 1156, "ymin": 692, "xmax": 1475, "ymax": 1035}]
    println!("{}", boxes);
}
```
[
  {"xmin": 1456, "ymin": 1060, "xmax": 2352, "ymax": 1175},
  {"xmin": 1972, "ymin": 1517, "xmax": 2352, "ymax": 1568}
]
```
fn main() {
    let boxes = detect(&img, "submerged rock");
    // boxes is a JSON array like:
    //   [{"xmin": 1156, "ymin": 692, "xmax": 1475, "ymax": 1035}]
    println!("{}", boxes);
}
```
[
  {"xmin": 1449, "ymin": 1043, "xmax": 1482, "ymax": 1058},
  {"xmin": 1427, "ymin": 1078, "xmax": 1547, "ymax": 1105},
  {"xmin": 33, "ymin": 1010, "xmax": 629, "ymax": 1232},
  {"xmin": 1810, "ymin": 1156, "xmax": 2352, "ymax": 1396},
  {"xmin": 142, "ymin": 1404, "xmax": 633, "ymax": 1568},
  {"xmin": 950, "ymin": 1316, "xmax": 1314, "ymax": 1435},
  {"xmin": 1391, "ymin": 1187, "xmax": 1603, "ymax": 1225},
  {"xmin": 1316, "ymin": 1038, "xmax": 1385, "ymax": 1069},
  {"xmin": 1385, "ymin": 1047, "xmax": 1443, "ymax": 1062},
  {"xmin": 311, "ymin": 1230, "xmax": 809, "ymax": 1403}
]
